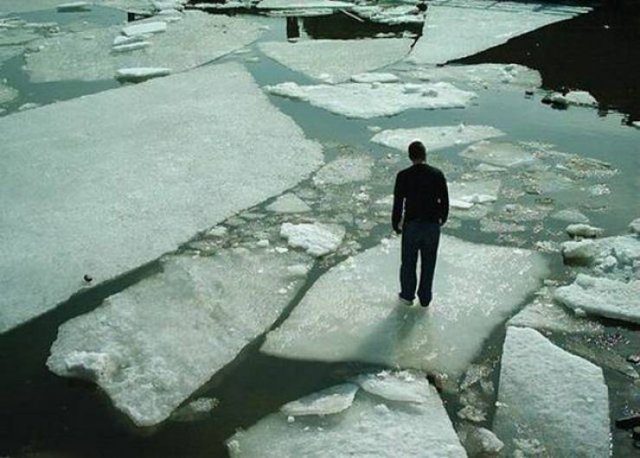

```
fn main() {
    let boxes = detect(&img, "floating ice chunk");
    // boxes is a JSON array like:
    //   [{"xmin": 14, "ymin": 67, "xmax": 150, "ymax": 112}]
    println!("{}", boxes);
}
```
[
  {"xmin": 281, "ymin": 383, "xmax": 359, "ymax": 416},
  {"xmin": 48, "ymin": 248, "xmax": 311, "ymax": 426},
  {"xmin": 551, "ymin": 208, "xmax": 589, "ymax": 224},
  {"xmin": 171, "ymin": 397, "xmax": 219, "ymax": 422},
  {"xmin": 457, "ymin": 425, "xmax": 504, "ymax": 456},
  {"xmin": 262, "ymin": 236, "xmax": 548, "ymax": 379},
  {"xmin": 257, "ymin": 0, "xmax": 354, "ymax": 9},
  {"xmin": 352, "ymin": 370, "xmax": 430, "ymax": 404},
  {"xmin": 115, "ymin": 66, "xmax": 170, "ymax": 82},
  {"xmin": 266, "ymin": 81, "xmax": 476, "ymax": 119},
  {"xmin": 545, "ymin": 90, "xmax": 598, "ymax": 108},
  {"xmin": 371, "ymin": 124, "xmax": 504, "ymax": 153},
  {"xmin": 228, "ymin": 382, "xmax": 466, "ymax": 457},
  {"xmin": 26, "ymin": 12, "xmax": 263, "ymax": 82},
  {"xmin": 554, "ymin": 274, "xmax": 640, "ymax": 324},
  {"xmin": 409, "ymin": 0, "xmax": 589, "ymax": 65},
  {"xmin": 111, "ymin": 41, "xmax": 151, "ymax": 53},
  {"xmin": 350, "ymin": 72, "xmax": 399, "ymax": 84},
  {"xmin": 630, "ymin": 218, "xmax": 640, "ymax": 235},
  {"xmin": 122, "ymin": 21, "xmax": 167, "ymax": 37},
  {"xmin": 494, "ymin": 327, "xmax": 610, "ymax": 457},
  {"xmin": 566, "ymin": 223, "xmax": 603, "ymax": 239},
  {"xmin": 460, "ymin": 141, "xmax": 535, "ymax": 168},
  {"xmin": 560, "ymin": 235, "xmax": 640, "ymax": 269},
  {"xmin": 0, "ymin": 82, "xmax": 18, "ymax": 105},
  {"xmin": 259, "ymin": 39, "xmax": 412, "ymax": 83},
  {"xmin": 280, "ymin": 222, "xmax": 345, "ymax": 257},
  {"xmin": 313, "ymin": 155, "xmax": 373, "ymax": 185},
  {"xmin": 56, "ymin": 2, "xmax": 90, "ymax": 12},
  {"xmin": 0, "ymin": 63, "xmax": 323, "ymax": 334},
  {"xmin": 354, "ymin": 4, "xmax": 425, "ymax": 25},
  {"xmin": 410, "ymin": 63, "xmax": 542, "ymax": 90},
  {"xmin": 266, "ymin": 193, "xmax": 311, "ymax": 213},
  {"xmin": 449, "ymin": 179, "xmax": 500, "ymax": 206}
]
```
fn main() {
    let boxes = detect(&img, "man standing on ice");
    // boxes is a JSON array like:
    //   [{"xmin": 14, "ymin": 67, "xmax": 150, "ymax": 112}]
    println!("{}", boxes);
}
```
[{"xmin": 392, "ymin": 141, "xmax": 449, "ymax": 307}]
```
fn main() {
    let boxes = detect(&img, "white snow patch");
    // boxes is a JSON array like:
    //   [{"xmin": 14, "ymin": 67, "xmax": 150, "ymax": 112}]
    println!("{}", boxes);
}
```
[
  {"xmin": 554, "ymin": 274, "xmax": 640, "ymax": 324},
  {"xmin": 266, "ymin": 81, "xmax": 476, "ymax": 119},
  {"xmin": 262, "ymin": 236, "xmax": 548, "ymax": 379},
  {"xmin": 494, "ymin": 327, "xmax": 610, "ymax": 457},
  {"xmin": 409, "ymin": 0, "xmax": 589, "ymax": 65},
  {"xmin": 371, "ymin": 124, "xmax": 504, "ymax": 153},
  {"xmin": 460, "ymin": 141, "xmax": 536, "ymax": 168},
  {"xmin": 281, "ymin": 383, "xmax": 359, "ymax": 416},
  {"xmin": 0, "ymin": 63, "xmax": 323, "ymax": 334},
  {"xmin": 280, "ymin": 222, "xmax": 345, "ymax": 257},
  {"xmin": 48, "ymin": 249, "xmax": 311, "ymax": 426},
  {"xmin": 259, "ymin": 39, "xmax": 412, "ymax": 83},
  {"xmin": 266, "ymin": 193, "xmax": 311, "ymax": 213},
  {"xmin": 227, "ymin": 381, "xmax": 466, "ymax": 457}
]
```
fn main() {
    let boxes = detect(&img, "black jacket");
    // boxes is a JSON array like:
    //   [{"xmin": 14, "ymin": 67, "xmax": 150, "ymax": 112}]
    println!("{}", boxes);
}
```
[{"xmin": 392, "ymin": 163, "xmax": 449, "ymax": 232}]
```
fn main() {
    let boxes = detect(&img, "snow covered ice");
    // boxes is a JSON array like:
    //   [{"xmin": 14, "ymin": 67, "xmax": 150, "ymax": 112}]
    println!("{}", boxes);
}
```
[
  {"xmin": 494, "ymin": 327, "xmax": 610, "ymax": 457},
  {"xmin": 409, "ymin": 0, "xmax": 590, "ymax": 65},
  {"xmin": 259, "ymin": 39, "xmax": 412, "ymax": 83},
  {"xmin": 227, "ymin": 376, "xmax": 466, "ymax": 457},
  {"xmin": 262, "ymin": 236, "xmax": 548, "ymax": 379},
  {"xmin": 371, "ymin": 124, "xmax": 505, "ymax": 153},
  {"xmin": 460, "ymin": 141, "xmax": 536, "ymax": 168},
  {"xmin": 555, "ymin": 274, "xmax": 640, "ymax": 324},
  {"xmin": 280, "ymin": 222, "xmax": 345, "ymax": 257},
  {"xmin": 26, "ymin": 11, "xmax": 263, "ymax": 82},
  {"xmin": 265, "ymin": 81, "xmax": 476, "ymax": 119},
  {"xmin": 48, "ymin": 248, "xmax": 312, "ymax": 426},
  {"xmin": 280, "ymin": 383, "xmax": 359, "ymax": 416},
  {"xmin": 0, "ymin": 63, "xmax": 323, "ymax": 333}
]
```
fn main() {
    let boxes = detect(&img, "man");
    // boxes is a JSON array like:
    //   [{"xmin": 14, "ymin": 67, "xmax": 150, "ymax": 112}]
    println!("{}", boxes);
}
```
[{"xmin": 392, "ymin": 141, "xmax": 449, "ymax": 307}]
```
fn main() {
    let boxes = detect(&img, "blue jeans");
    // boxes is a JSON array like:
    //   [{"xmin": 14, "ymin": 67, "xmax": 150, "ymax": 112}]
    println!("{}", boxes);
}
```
[{"xmin": 400, "ymin": 221, "xmax": 441, "ymax": 305}]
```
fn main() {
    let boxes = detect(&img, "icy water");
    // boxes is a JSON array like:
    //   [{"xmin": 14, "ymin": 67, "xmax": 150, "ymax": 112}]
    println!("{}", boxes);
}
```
[{"xmin": 1, "ymin": 2, "xmax": 639, "ymax": 457}]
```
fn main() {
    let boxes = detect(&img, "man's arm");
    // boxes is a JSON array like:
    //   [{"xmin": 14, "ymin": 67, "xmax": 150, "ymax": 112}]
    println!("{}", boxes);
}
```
[
  {"xmin": 392, "ymin": 173, "xmax": 404, "ymax": 234},
  {"xmin": 439, "ymin": 172, "xmax": 449, "ymax": 225}
]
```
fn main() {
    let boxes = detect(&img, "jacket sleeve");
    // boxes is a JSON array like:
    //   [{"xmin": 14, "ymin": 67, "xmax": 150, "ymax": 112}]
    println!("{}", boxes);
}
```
[
  {"xmin": 392, "ymin": 173, "xmax": 404, "ymax": 232},
  {"xmin": 438, "ymin": 172, "xmax": 449, "ymax": 225}
]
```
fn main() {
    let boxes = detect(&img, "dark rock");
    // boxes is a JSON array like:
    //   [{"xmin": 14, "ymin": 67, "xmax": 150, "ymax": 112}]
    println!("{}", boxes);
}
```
[{"xmin": 615, "ymin": 414, "xmax": 640, "ymax": 429}]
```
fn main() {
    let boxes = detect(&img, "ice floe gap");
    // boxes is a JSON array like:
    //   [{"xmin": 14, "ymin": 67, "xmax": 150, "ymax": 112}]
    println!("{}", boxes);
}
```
[
  {"xmin": 494, "ymin": 327, "xmax": 610, "ymax": 457},
  {"xmin": 371, "ymin": 124, "xmax": 505, "ymax": 153},
  {"xmin": 409, "ymin": 0, "xmax": 590, "ymax": 65},
  {"xmin": 265, "ymin": 81, "xmax": 476, "ymax": 119},
  {"xmin": 0, "ymin": 63, "xmax": 323, "ymax": 334},
  {"xmin": 258, "ymin": 39, "xmax": 413, "ymax": 84},
  {"xmin": 25, "ymin": 11, "xmax": 263, "ymax": 82},
  {"xmin": 227, "ymin": 375, "xmax": 466, "ymax": 457},
  {"xmin": 262, "ymin": 235, "xmax": 549, "ymax": 379},
  {"xmin": 48, "ymin": 248, "xmax": 313, "ymax": 426}
]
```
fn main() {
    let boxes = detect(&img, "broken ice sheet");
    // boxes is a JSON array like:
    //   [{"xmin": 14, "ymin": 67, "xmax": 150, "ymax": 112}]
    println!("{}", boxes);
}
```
[
  {"xmin": 408, "ymin": 63, "xmax": 542, "ymax": 90},
  {"xmin": 227, "ymin": 381, "xmax": 466, "ymax": 457},
  {"xmin": 494, "ymin": 327, "xmax": 610, "ymax": 457},
  {"xmin": 259, "ymin": 39, "xmax": 412, "ymax": 83},
  {"xmin": 265, "ymin": 81, "xmax": 476, "ymax": 119},
  {"xmin": 460, "ymin": 141, "xmax": 536, "ymax": 168},
  {"xmin": 262, "ymin": 236, "xmax": 548, "ymax": 379},
  {"xmin": 371, "ymin": 124, "xmax": 505, "ymax": 153},
  {"xmin": 25, "ymin": 11, "xmax": 263, "ymax": 82},
  {"xmin": 0, "ymin": 63, "xmax": 323, "ymax": 334},
  {"xmin": 409, "ymin": 0, "xmax": 590, "ymax": 65},
  {"xmin": 48, "ymin": 248, "xmax": 312, "ymax": 426},
  {"xmin": 281, "ymin": 383, "xmax": 359, "ymax": 416}
]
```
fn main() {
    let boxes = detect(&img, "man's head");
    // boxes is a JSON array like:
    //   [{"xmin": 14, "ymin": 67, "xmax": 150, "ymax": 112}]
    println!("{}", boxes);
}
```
[{"xmin": 408, "ymin": 141, "xmax": 426, "ymax": 164}]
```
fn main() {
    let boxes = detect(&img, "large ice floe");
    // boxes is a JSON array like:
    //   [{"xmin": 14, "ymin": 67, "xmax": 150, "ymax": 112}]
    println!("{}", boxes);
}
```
[
  {"xmin": 371, "ymin": 124, "xmax": 505, "ymax": 153},
  {"xmin": 460, "ymin": 141, "xmax": 536, "ymax": 168},
  {"xmin": 48, "ymin": 248, "xmax": 312, "ymax": 426},
  {"xmin": 25, "ymin": 11, "xmax": 262, "ymax": 82},
  {"xmin": 227, "ymin": 372, "xmax": 466, "ymax": 457},
  {"xmin": 262, "ymin": 236, "xmax": 548, "ymax": 379},
  {"xmin": 0, "ymin": 63, "xmax": 323, "ymax": 334},
  {"xmin": 409, "ymin": 0, "xmax": 590, "ymax": 65},
  {"xmin": 494, "ymin": 327, "xmax": 610, "ymax": 457},
  {"xmin": 408, "ymin": 63, "xmax": 542, "ymax": 91},
  {"xmin": 258, "ymin": 39, "xmax": 412, "ymax": 83},
  {"xmin": 265, "ymin": 81, "xmax": 476, "ymax": 119},
  {"xmin": 554, "ymin": 274, "xmax": 640, "ymax": 324}
]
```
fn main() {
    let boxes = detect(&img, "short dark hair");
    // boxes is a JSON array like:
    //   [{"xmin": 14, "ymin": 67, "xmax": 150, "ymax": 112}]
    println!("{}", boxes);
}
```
[{"xmin": 408, "ymin": 141, "xmax": 426, "ymax": 161}]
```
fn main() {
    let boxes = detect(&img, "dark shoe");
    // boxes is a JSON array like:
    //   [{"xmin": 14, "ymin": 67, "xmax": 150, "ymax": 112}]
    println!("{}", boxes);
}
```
[
  {"xmin": 398, "ymin": 294, "xmax": 413, "ymax": 306},
  {"xmin": 420, "ymin": 302, "xmax": 430, "ymax": 308}
]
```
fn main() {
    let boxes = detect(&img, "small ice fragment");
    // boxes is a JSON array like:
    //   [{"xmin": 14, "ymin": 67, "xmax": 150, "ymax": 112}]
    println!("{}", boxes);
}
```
[
  {"xmin": 280, "ymin": 383, "xmax": 359, "ymax": 416},
  {"xmin": 115, "ymin": 67, "xmax": 171, "ymax": 82},
  {"xmin": 57, "ymin": 2, "xmax": 91, "ymax": 12},
  {"xmin": 565, "ymin": 223, "xmax": 603, "ymax": 239},
  {"xmin": 280, "ymin": 222, "xmax": 345, "ymax": 257},
  {"xmin": 122, "ymin": 21, "xmax": 167, "ymax": 37}
]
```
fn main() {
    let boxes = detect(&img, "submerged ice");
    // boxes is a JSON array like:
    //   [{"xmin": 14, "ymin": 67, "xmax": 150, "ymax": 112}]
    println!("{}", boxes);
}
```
[
  {"xmin": 48, "ymin": 248, "xmax": 312, "ymax": 426},
  {"xmin": 262, "ymin": 236, "xmax": 548, "ymax": 379},
  {"xmin": 0, "ymin": 63, "xmax": 323, "ymax": 333}
]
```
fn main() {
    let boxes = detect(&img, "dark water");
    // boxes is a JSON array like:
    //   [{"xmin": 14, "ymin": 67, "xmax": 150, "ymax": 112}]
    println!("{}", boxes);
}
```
[{"xmin": 1, "ymin": 2, "xmax": 639, "ymax": 457}]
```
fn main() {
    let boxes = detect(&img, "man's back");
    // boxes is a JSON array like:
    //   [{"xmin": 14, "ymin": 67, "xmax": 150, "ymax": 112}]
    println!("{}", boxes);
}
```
[{"xmin": 392, "ymin": 164, "xmax": 449, "ymax": 231}]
